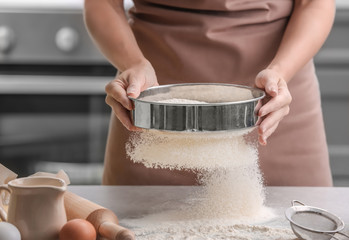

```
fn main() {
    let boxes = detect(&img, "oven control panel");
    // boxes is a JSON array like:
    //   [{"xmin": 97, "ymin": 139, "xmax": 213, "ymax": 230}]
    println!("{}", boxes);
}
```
[
  {"xmin": 0, "ymin": 10, "xmax": 106, "ymax": 64},
  {"xmin": 55, "ymin": 27, "xmax": 80, "ymax": 53}
]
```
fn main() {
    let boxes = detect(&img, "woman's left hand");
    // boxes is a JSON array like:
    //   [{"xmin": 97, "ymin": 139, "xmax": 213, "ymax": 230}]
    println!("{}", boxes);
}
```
[{"xmin": 255, "ymin": 69, "xmax": 292, "ymax": 145}]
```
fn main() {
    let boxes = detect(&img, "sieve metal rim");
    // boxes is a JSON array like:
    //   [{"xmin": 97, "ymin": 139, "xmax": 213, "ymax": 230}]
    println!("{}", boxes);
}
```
[
  {"xmin": 129, "ymin": 83, "xmax": 266, "ymax": 106},
  {"xmin": 285, "ymin": 200, "xmax": 345, "ymax": 234},
  {"xmin": 129, "ymin": 83, "xmax": 265, "ymax": 131}
]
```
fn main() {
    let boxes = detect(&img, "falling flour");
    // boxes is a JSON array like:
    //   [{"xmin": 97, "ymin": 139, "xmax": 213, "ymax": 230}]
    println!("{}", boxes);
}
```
[{"xmin": 125, "ymin": 98, "xmax": 294, "ymax": 240}]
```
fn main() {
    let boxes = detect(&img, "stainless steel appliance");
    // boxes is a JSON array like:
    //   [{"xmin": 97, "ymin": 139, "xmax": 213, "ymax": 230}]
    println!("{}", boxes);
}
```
[{"xmin": 0, "ymin": 1, "xmax": 116, "ymax": 183}]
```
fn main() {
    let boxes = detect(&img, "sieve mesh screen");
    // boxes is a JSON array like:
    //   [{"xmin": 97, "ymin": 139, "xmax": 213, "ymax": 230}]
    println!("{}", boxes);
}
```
[{"xmin": 291, "ymin": 211, "xmax": 337, "ymax": 231}]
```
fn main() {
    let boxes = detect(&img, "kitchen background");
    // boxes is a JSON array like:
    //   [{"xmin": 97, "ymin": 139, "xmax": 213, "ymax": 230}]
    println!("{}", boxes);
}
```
[{"xmin": 0, "ymin": 0, "xmax": 348, "ymax": 185}]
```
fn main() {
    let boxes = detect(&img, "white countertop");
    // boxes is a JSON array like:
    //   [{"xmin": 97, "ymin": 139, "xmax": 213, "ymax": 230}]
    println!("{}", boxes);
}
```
[{"xmin": 68, "ymin": 186, "xmax": 349, "ymax": 238}]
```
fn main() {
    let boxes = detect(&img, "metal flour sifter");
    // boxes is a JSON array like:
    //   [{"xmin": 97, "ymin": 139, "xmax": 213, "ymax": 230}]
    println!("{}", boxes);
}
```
[
  {"xmin": 130, "ymin": 83, "xmax": 265, "ymax": 132},
  {"xmin": 285, "ymin": 200, "xmax": 349, "ymax": 240}
]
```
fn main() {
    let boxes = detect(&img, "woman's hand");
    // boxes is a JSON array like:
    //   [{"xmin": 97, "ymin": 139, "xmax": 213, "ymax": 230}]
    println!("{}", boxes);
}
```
[
  {"xmin": 255, "ymin": 69, "xmax": 292, "ymax": 145},
  {"xmin": 105, "ymin": 59, "xmax": 158, "ymax": 131}
]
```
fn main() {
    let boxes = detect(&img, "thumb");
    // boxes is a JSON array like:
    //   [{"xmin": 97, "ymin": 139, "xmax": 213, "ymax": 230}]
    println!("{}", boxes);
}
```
[
  {"xmin": 256, "ymin": 70, "xmax": 279, "ymax": 97},
  {"xmin": 126, "ymin": 77, "xmax": 142, "ymax": 99}
]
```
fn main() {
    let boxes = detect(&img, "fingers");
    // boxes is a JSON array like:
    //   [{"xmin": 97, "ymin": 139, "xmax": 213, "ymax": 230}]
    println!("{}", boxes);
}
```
[
  {"xmin": 105, "ymin": 95, "xmax": 139, "ymax": 131},
  {"xmin": 104, "ymin": 60, "xmax": 158, "ymax": 131},
  {"xmin": 255, "ymin": 69, "xmax": 292, "ymax": 145},
  {"xmin": 255, "ymin": 69, "xmax": 279, "ymax": 97},
  {"xmin": 258, "ymin": 105, "xmax": 289, "ymax": 144},
  {"xmin": 126, "ymin": 60, "xmax": 158, "ymax": 98},
  {"xmin": 258, "ymin": 92, "xmax": 291, "ymax": 145},
  {"xmin": 127, "ymin": 76, "xmax": 142, "ymax": 99},
  {"xmin": 105, "ymin": 79, "xmax": 133, "ymax": 110},
  {"xmin": 259, "ymin": 122, "xmax": 279, "ymax": 146},
  {"xmin": 258, "ymin": 80, "xmax": 292, "ymax": 117}
]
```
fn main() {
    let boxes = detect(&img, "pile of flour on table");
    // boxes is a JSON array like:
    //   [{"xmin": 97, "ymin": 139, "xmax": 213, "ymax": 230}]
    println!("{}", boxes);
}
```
[{"xmin": 125, "ymin": 98, "xmax": 295, "ymax": 240}]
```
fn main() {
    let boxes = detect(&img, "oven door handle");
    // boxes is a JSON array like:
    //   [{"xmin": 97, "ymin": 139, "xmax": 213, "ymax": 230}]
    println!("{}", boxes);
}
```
[{"xmin": 0, "ymin": 75, "xmax": 111, "ymax": 95}]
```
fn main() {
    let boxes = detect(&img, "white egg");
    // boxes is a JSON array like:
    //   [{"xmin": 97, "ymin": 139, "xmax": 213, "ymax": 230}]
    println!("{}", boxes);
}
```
[{"xmin": 0, "ymin": 222, "xmax": 21, "ymax": 240}]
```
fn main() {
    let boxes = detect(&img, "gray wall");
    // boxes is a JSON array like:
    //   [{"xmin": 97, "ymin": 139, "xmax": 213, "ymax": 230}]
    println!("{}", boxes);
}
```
[{"xmin": 314, "ymin": 8, "xmax": 349, "ymax": 186}]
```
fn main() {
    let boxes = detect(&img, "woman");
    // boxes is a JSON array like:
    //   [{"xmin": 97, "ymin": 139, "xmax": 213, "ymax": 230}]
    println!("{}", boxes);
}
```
[{"xmin": 84, "ymin": 0, "xmax": 334, "ymax": 186}]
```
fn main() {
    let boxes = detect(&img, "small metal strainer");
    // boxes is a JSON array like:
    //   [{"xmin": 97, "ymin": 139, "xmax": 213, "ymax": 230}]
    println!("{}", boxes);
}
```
[{"xmin": 285, "ymin": 200, "xmax": 349, "ymax": 240}]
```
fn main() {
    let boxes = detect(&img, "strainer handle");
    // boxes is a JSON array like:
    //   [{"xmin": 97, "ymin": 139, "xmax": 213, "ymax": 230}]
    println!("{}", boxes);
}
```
[
  {"xmin": 291, "ymin": 200, "xmax": 306, "ymax": 207},
  {"xmin": 325, "ymin": 233, "xmax": 341, "ymax": 240},
  {"xmin": 337, "ymin": 232, "xmax": 349, "ymax": 239},
  {"xmin": 325, "ymin": 232, "xmax": 349, "ymax": 240}
]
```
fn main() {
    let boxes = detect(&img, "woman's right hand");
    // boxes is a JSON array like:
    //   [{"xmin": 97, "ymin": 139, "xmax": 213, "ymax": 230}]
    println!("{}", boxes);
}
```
[{"xmin": 105, "ymin": 59, "xmax": 158, "ymax": 131}]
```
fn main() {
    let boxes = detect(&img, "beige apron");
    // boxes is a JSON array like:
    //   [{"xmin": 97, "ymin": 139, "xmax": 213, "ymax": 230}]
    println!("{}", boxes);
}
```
[{"xmin": 103, "ymin": 0, "xmax": 332, "ymax": 186}]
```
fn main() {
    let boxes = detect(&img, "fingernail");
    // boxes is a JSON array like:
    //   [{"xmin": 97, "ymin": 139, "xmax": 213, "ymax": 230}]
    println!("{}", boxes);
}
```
[
  {"xmin": 270, "ymin": 87, "xmax": 277, "ymax": 95},
  {"xmin": 133, "ymin": 126, "xmax": 142, "ymax": 132},
  {"xmin": 127, "ymin": 87, "xmax": 135, "ymax": 95},
  {"xmin": 126, "ymin": 101, "xmax": 133, "ymax": 110},
  {"xmin": 259, "ymin": 138, "xmax": 266, "ymax": 146},
  {"xmin": 262, "ymin": 137, "xmax": 267, "ymax": 145}
]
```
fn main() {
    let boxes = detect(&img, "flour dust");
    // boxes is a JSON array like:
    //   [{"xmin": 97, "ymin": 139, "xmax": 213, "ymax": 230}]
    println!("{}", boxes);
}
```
[{"xmin": 124, "ymin": 99, "xmax": 293, "ymax": 239}]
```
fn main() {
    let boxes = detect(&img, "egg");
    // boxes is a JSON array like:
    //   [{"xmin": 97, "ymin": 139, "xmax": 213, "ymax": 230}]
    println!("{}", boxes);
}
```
[
  {"xmin": 0, "ymin": 222, "xmax": 21, "ymax": 240},
  {"xmin": 59, "ymin": 219, "xmax": 96, "ymax": 240}
]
